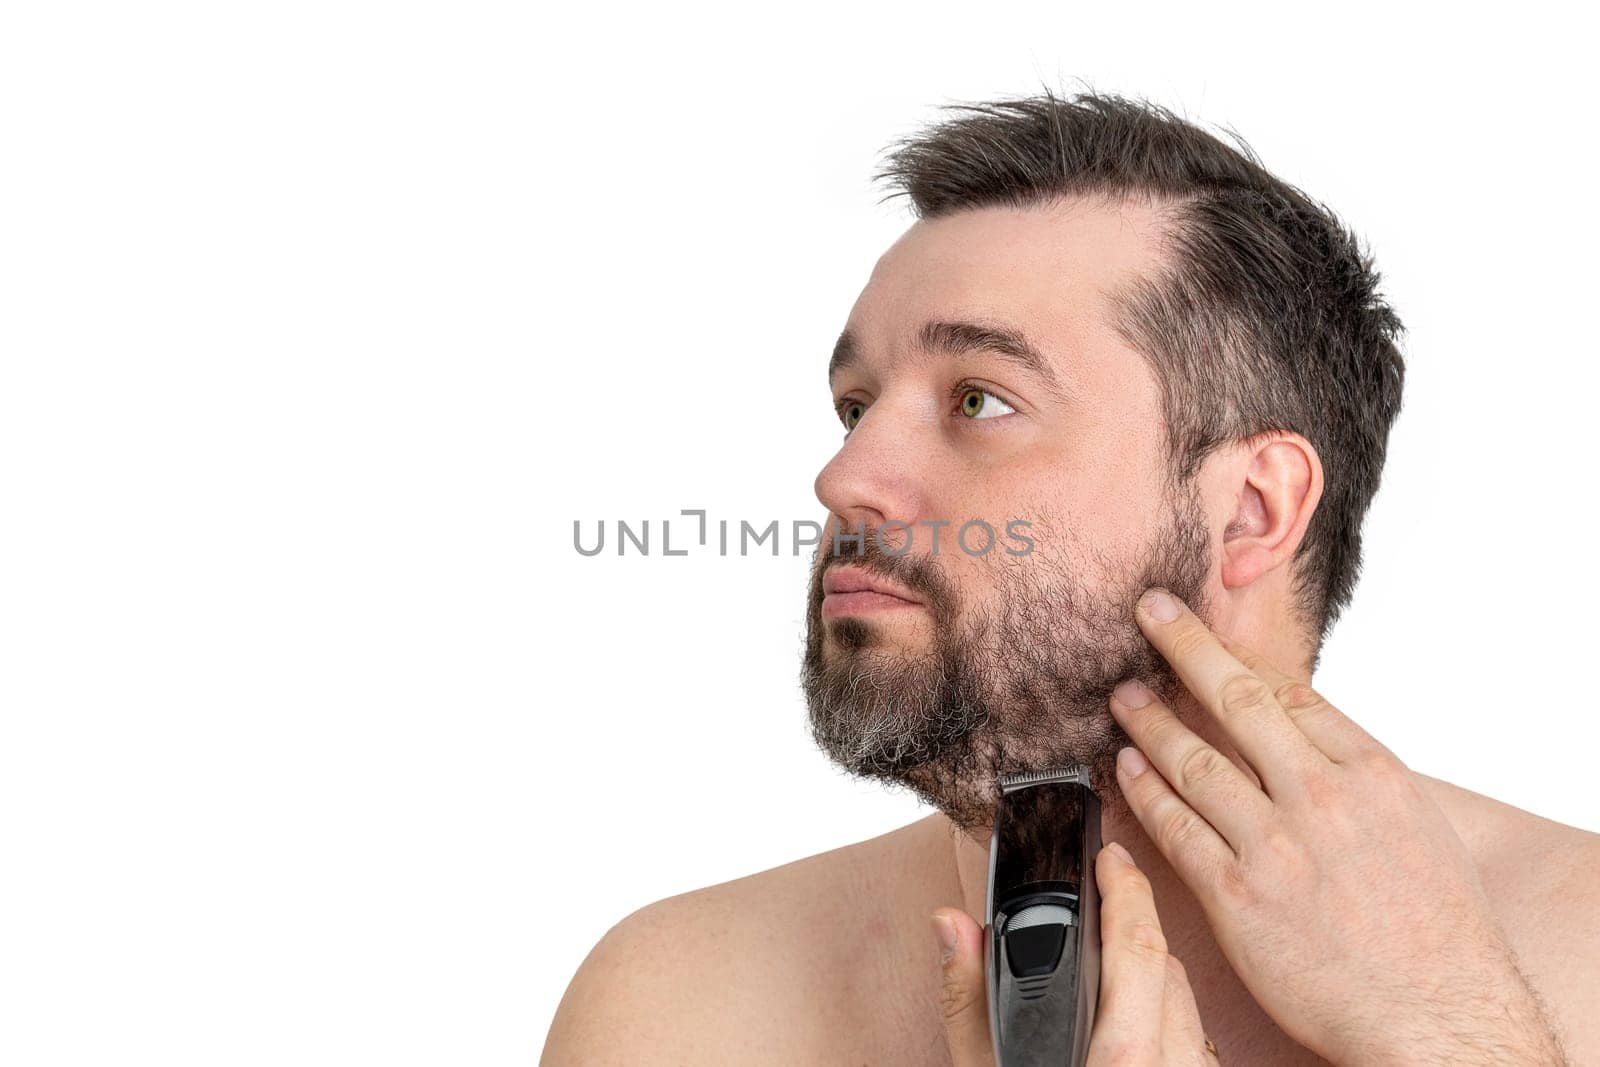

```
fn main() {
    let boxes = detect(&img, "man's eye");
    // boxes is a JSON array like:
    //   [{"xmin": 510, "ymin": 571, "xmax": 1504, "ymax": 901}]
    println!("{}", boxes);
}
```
[
  {"xmin": 840, "ymin": 400, "xmax": 867, "ymax": 431},
  {"xmin": 959, "ymin": 388, "xmax": 1016, "ymax": 420}
]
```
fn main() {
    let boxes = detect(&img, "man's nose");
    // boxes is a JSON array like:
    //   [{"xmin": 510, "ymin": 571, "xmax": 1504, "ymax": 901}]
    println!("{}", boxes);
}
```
[{"xmin": 813, "ymin": 402, "xmax": 930, "ymax": 534}]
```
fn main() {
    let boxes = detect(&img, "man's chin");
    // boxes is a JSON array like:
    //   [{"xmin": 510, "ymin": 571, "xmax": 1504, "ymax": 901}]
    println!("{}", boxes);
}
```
[
  {"xmin": 804, "ymin": 675, "xmax": 1134, "ymax": 839},
  {"xmin": 821, "ymin": 612, "xmax": 932, "ymax": 655}
]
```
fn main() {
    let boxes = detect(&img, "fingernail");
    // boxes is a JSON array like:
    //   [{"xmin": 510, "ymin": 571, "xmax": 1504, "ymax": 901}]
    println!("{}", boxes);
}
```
[
  {"xmin": 1106, "ymin": 841, "xmax": 1135, "ymax": 865},
  {"xmin": 931, "ymin": 913, "xmax": 958, "ymax": 965},
  {"xmin": 1140, "ymin": 588, "xmax": 1179, "ymax": 622},
  {"xmin": 1118, "ymin": 745, "xmax": 1150, "ymax": 778},
  {"xmin": 1113, "ymin": 679, "xmax": 1153, "ymax": 709}
]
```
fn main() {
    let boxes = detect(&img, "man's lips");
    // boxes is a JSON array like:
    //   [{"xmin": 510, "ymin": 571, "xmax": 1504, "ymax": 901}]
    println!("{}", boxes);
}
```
[{"xmin": 821, "ymin": 566, "xmax": 926, "ymax": 617}]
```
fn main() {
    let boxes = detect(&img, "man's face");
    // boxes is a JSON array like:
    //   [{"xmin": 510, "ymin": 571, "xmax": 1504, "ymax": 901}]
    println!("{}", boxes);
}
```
[{"xmin": 802, "ymin": 196, "xmax": 1217, "ymax": 835}]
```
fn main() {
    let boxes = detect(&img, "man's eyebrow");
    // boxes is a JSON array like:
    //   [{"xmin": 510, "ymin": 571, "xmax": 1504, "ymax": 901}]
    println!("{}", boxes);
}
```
[{"xmin": 828, "ymin": 319, "xmax": 1066, "ymax": 397}]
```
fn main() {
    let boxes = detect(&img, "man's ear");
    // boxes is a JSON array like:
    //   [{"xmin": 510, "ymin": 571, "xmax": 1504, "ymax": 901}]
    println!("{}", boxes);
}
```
[{"xmin": 1219, "ymin": 432, "xmax": 1323, "ymax": 591}]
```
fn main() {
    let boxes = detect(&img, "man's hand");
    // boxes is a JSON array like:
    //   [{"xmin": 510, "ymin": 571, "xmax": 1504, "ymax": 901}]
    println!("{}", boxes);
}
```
[
  {"xmin": 1107, "ymin": 587, "xmax": 1568, "ymax": 1065},
  {"xmin": 932, "ymin": 842, "xmax": 1218, "ymax": 1065}
]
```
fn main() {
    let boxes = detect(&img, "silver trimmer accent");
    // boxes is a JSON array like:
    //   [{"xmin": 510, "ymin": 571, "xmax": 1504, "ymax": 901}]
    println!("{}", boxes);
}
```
[{"xmin": 984, "ymin": 765, "xmax": 1102, "ymax": 1066}]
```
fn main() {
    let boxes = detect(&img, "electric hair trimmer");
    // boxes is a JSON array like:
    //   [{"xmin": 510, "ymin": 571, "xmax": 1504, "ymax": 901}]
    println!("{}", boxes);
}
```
[{"xmin": 984, "ymin": 766, "xmax": 1102, "ymax": 1066}]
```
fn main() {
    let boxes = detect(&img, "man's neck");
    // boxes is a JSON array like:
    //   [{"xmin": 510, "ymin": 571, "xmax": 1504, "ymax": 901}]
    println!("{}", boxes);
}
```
[{"xmin": 942, "ymin": 693, "xmax": 1269, "ymax": 1017}]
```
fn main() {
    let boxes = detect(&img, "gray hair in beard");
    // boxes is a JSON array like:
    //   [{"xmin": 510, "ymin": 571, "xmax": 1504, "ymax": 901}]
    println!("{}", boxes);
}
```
[{"xmin": 801, "ymin": 487, "xmax": 1214, "ymax": 836}]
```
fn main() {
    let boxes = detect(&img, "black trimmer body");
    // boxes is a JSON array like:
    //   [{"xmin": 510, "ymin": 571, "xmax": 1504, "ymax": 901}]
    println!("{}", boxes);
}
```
[{"xmin": 984, "ymin": 766, "xmax": 1102, "ymax": 1067}]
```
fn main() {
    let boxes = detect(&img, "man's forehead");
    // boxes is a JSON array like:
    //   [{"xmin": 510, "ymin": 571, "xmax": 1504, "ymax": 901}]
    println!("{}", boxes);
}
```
[{"xmin": 835, "ymin": 198, "xmax": 1170, "ymax": 382}]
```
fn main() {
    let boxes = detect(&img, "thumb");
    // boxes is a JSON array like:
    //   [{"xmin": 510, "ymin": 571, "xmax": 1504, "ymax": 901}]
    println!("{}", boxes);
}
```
[{"xmin": 930, "ymin": 908, "xmax": 995, "ymax": 1066}]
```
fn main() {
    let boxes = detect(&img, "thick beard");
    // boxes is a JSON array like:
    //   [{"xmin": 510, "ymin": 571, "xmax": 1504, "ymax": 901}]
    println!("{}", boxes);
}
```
[{"xmin": 800, "ymin": 488, "xmax": 1214, "ymax": 837}]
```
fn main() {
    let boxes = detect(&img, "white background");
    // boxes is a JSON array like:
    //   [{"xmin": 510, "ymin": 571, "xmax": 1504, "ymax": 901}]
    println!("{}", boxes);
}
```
[{"xmin": 2, "ymin": 2, "xmax": 1595, "ymax": 1064}]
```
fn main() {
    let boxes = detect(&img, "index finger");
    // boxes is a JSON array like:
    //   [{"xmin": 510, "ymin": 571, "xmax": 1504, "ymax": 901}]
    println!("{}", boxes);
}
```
[
  {"xmin": 1215, "ymin": 631, "xmax": 1384, "ymax": 765},
  {"xmin": 1134, "ymin": 587, "xmax": 1327, "ymax": 798}
]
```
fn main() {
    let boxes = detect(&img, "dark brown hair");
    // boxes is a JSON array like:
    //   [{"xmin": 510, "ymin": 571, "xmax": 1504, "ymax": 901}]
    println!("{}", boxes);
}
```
[{"xmin": 872, "ymin": 85, "xmax": 1406, "ymax": 666}]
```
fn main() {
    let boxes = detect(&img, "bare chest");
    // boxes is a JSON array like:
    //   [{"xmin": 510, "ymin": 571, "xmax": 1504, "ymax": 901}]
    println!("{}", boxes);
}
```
[{"xmin": 786, "ymin": 953, "xmax": 1332, "ymax": 1066}]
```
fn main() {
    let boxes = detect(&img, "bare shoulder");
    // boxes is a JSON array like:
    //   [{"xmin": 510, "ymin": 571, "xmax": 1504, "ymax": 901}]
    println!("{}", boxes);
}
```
[
  {"xmin": 540, "ymin": 815, "xmax": 952, "ymax": 1066},
  {"xmin": 1423, "ymin": 774, "xmax": 1600, "ymax": 1063},
  {"xmin": 1489, "ymin": 817, "xmax": 1600, "ymax": 1064}
]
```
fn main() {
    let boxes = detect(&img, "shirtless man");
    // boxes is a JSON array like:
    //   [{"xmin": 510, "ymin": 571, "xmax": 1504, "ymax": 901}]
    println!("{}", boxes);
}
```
[{"xmin": 542, "ymin": 89, "xmax": 1598, "ymax": 1064}]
